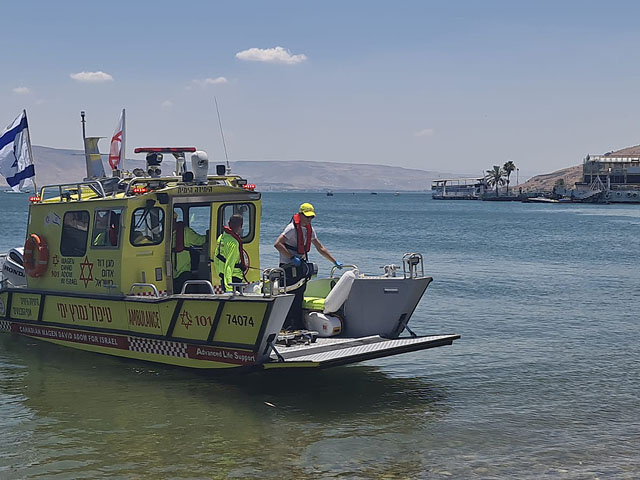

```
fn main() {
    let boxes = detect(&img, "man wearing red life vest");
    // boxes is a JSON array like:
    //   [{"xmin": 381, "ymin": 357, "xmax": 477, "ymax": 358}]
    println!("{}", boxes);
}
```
[{"xmin": 274, "ymin": 202, "xmax": 342, "ymax": 331}]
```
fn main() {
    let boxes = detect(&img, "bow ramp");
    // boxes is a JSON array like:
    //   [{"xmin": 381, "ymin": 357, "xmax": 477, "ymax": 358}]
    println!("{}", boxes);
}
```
[{"xmin": 264, "ymin": 334, "xmax": 460, "ymax": 370}]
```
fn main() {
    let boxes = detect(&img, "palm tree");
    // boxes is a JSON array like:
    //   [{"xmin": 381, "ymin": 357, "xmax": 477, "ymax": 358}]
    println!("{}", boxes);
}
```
[
  {"xmin": 485, "ymin": 165, "xmax": 506, "ymax": 197},
  {"xmin": 503, "ymin": 161, "xmax": 516, "ymax": 195}
]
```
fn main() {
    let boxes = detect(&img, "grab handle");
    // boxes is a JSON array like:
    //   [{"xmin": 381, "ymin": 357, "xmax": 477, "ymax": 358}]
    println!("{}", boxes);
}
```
[
  {"xmin": 329, "ymin": 264, "xmax": 358, "ymax": 278},
  {"xmin": 128, "ymin": 283, "xmax": 160, "ymax": 297}
]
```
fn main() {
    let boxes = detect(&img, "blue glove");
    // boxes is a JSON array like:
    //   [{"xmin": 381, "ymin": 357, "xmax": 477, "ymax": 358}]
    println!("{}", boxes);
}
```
[
  {"xmin": 334, "ymin": 261, "xmax": 343, "ymax": 269},
  {"xmin": 291, "ymin": 256, "xmax": 302, "ymax": 267}
]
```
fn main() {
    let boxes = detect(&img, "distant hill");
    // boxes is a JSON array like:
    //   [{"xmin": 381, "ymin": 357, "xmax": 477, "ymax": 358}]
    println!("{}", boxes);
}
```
[
  {"xmin": 518, "ymin": 164, "xmax": 583, "ymax": 192},
  {"xmin": 2, "ymin": 145, "xmax": 469, "ymax": 192}
]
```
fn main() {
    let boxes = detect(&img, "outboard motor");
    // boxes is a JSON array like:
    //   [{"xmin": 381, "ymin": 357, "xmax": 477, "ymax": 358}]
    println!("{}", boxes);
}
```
[
  {"xmin": 2, "ymin": 247, "xmax": 27, "ymax": 286},
  {"xmin": 191, "ymin": 151, "xmax": 209, "ymax": 184}
]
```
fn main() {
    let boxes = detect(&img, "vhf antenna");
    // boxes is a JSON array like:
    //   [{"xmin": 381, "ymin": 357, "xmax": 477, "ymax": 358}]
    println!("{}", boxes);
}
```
[{"xmin": 214, "ymin": 97, "xmax": 230, "ymax": 174}]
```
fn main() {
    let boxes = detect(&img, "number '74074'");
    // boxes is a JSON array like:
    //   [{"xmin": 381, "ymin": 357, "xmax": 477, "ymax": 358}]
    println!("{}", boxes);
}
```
[{"xmin": 226, "ymin": 314, "xmax": 254, "ymax": 327}]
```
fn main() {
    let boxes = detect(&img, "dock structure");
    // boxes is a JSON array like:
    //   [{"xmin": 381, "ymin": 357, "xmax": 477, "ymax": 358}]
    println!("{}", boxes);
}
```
[
  {"xmin": 574, "ymin": 145, "xmax": 640, "ymax": 203},
  {"xmin": 431, "ymin": 178, "xmax": 486, "ymax": 200}
]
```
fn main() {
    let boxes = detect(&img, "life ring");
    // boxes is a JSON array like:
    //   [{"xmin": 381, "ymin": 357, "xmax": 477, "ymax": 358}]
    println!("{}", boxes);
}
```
[
  {"xmin": 23, "ymin": 234, "xmax": 49, "ymax": 278},
  {"xmin": 242, "ymin": 250, "xmax": 250, "ymax": 274}
]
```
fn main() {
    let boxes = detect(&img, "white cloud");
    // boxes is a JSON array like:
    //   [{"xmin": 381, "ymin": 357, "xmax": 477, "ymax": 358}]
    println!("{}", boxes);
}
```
[
  {"xmin": 414, "ymin": 128, "xmax": 435, "ymax": 137},
  {"xmin": 161, "ymin": 100, "xmax": 173, "ymax": 110},
  {"xmin": 12, "ymin": 86, "xmax": 31, "ymax": 95},
  {"xmin": 192, "ymin": 76, "xmax": 228, "ymax": 87},
  {"xmin": 235, "ymin": 46, "xmax": 307, "ymax": 65},
  {"xmin": 69, "ymin": 71, "xmax": 114, "ymax": 83}
]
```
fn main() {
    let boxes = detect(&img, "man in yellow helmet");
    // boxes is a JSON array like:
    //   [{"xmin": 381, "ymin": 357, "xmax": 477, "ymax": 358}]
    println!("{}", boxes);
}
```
[
  {"xmin": 172, "ymin": 211, "xmax": 207, "ymax": 293},
  {"xmin": 274, "ymin": 202, "xmax": 342, "ymax": 330},
  {"xmin": 214, "ymin": 214, "xmax": 247, "ymax": 292}
]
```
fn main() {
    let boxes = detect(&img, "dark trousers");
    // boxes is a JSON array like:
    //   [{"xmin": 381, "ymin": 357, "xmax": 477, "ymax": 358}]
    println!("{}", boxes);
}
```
[
  {"xmin": 219, "ymin": 274, "xmax": 242, "ymax": 292},
  {"xmin": 173, "ymin": 271, "xmax": 192, "ymax": 294},
  {"xmin": 280, "ymin": 264, "xmax": 307, "ymax": 331}
]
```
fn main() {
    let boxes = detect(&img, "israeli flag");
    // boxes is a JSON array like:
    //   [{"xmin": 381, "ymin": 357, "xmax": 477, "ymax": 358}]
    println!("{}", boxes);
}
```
[{"xmin": 0, "ymin": 110, "xmax": 35, "ymax": 192}]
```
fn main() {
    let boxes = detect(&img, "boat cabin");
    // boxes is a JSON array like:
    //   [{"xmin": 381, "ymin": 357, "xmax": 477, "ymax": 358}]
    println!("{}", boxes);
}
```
[{"xmin": 24, "ymin": 148, "xmax": 261, "ymax": 297}]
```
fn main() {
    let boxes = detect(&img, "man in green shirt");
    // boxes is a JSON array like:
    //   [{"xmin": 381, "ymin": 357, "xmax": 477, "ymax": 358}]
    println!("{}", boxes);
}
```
[
  {"xmin": 172, "ymin": 212, "xmax": 207, "ymax": 293},
  {"xmin": 214, "ymin": 214, "xmax": 246, "ymax": 292}
]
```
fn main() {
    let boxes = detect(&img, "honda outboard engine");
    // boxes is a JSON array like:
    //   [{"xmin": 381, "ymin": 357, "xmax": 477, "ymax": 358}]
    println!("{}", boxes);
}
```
[{"xmin": 2, "ymin": 247, "xmax": 27, "ymax": 286}]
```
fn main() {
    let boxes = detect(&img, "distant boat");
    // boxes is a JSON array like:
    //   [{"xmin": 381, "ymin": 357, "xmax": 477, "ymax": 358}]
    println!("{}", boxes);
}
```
[
  {"xmin": 326, "ymin": 190, "xmax": 334, "ymax": 196},
  {"xmin": 370, "ymin": 192, "xmax": 377, "ymax": 195},
  {"xmin": 521, "ymin": 197, "xmax": 560, "ymax": 204},
  {"xmin": 394, "ymin": 192, "xmax": 400, "ymax": 196}
]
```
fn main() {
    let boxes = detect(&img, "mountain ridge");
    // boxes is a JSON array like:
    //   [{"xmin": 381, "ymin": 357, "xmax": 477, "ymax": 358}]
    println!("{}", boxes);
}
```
[
  {"xmin": 2, "ymin": 146, "xmax": 582, "ymax": 192},
  {"xmin": 2, "ymin": 146, "xmax": 465, "ymax": 192}
]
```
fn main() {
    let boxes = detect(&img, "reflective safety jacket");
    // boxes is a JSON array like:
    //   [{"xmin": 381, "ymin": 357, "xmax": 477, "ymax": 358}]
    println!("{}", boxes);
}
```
[
  {"xmin": 172, "ymin": 224, "xmax": 206, "ymax": 278},
  {"xmin": 214, "ymin": 231, "xmax": 244, "ymax": 292}
]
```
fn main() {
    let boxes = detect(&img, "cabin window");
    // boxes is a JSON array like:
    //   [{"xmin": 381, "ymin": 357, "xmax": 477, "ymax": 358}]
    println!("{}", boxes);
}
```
[
  {"xmin": 217, "ymin": 203, "xmax": 255, "ymax": 243},
  {"xmin": 61, "ymin": 210, "xmax": 90, "ymax": 257},
  {"xmin": 130, "ymin": 207, "xmax": 165, "ymax": 246},
  {"xmin": 92, "ymin": 208, "xmax": 123, "ymax": 248}
]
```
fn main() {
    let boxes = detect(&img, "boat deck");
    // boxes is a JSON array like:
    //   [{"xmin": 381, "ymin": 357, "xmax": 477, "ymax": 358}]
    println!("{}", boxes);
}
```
[{"xmin": 265, "ymin": 334, "xmax": 460, "ymax": 369}]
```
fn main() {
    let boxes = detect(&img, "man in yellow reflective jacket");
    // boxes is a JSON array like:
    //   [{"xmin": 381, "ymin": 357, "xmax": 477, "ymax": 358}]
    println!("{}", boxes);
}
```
[
  {"xmin": 214, "ymin": 214, "xmax": 246, "ymax": 292},
  {"xmin": 172, "ymin": 212, "xmax": 207, "ymax": 293}
]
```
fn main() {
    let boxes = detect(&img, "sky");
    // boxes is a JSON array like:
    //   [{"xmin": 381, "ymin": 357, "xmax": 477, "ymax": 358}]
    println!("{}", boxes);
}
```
[{"xmin": 2, "ymin": 0, "xmax": 640, "ymax": 179}]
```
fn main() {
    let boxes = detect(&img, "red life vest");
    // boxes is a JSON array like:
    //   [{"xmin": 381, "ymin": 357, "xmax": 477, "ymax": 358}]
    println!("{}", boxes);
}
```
[
  {"xmin": 292, "ymin": 213, "xmax": 312, "ymax": 255},
  {"xmin": 108, "ymin": 213, "xmax": 120, "ymax": 246},
  {"xmin": 174, "ymin": 222, "xmax": 185, "ymax": 252}
]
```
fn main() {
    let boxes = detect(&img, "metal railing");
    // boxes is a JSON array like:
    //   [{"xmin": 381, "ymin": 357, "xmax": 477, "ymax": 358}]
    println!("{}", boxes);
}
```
[
  {"xmin": 128, "ymin": 283, "xmax": 160, "ymax": 297},
  {"xmin": 262, "ymin": 268, "xmax": 287, "ymax": 297},
  {"xmin": 181, "ymin": 280, "xmax": 216, "ymax": 294},
  {"xmin": 329, "ymin": 264, "xmax": 358, "ymax": 278},
  {"xmin": 402, "ymin": 253, "xmax": 424, "ymax": 279},
  {"xmin": 39, "ymin": 180, "xmax": 107, "ymax": 201}
]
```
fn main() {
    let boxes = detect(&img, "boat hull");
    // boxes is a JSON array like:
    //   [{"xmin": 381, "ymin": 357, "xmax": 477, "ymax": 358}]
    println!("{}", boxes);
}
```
[{"xmin": 0, "ymin": 288, "xmax": 293, "ymax": 370}]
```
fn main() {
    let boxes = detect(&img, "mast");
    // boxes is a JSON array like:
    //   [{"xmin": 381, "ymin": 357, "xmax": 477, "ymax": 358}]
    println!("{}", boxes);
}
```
[
  {"xmin": 214, "ymin": 97, "xmax": 230, "ymax": 174},
  {"xmin": 23, "ymin": 109, "xmax": 37, "ymax": 194},
  {"xmin": 121, "ymin": 108, "xmax": 126, "ymax": 173},
  {"xmin": 81, "ymin": 111, "xmax": 105, "ymax": 179}
]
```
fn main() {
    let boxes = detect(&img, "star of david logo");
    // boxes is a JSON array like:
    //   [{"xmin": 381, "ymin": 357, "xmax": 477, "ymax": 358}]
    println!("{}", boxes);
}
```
[
  {"xmin": 180, "ymin": 310, "xmax": 193, "ymax": 330},
  {"xmin": 79, "ymin": 256, "xmax": 94, "ymax": 288}
]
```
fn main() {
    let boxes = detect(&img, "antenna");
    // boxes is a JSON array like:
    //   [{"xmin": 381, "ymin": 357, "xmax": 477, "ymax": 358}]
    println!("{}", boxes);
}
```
[
  {"xmin": 214, "ymin": 97, "xmax": 230, "ymax": 174},
  {"xmin": 81, "ymin": 111, "xmax": 86, "ymax": 141}
]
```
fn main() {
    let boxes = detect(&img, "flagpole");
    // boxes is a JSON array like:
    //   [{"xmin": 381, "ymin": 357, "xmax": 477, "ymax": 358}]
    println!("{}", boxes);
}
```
[
  {"xmin": 121, "ymin": 108, "xmax": 126, "ymax": 173},
  {"xmin": 24, "ymin": 109, "xmax": 38, "ymax": 195}
]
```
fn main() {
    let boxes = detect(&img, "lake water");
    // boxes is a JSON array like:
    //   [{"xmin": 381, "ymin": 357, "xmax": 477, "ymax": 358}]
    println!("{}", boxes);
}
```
[{"xmin": 1, "ymin": 191, "xmax": 639, "ymax": 478}]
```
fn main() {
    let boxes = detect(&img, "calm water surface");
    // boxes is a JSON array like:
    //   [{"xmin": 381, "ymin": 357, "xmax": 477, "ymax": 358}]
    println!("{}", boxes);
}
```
[{"xmin": 1, "ymin": 191, "xmax": 639, "ymax": 478}]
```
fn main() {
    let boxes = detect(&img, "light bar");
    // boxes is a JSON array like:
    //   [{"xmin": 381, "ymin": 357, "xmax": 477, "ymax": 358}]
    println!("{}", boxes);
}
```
[{"xmin": 134, "ymin": 147, "xmax": 196, "ymax": 154}]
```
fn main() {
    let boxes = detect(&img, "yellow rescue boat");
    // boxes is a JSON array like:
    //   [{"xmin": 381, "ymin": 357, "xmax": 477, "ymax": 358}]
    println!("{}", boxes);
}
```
[{"xmin": 0, "ymin": 146, "xmax": 459, "ymax": 371}]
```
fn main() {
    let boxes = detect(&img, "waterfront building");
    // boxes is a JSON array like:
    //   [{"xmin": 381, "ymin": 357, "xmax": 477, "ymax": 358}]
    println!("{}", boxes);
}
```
[
  {"xmin": 574, "ymin": 144, "xmax": 640, "ymax": 202},
  {"xmin": 431, "ymin": 178, "xmax": 486, "ymax": 200}
]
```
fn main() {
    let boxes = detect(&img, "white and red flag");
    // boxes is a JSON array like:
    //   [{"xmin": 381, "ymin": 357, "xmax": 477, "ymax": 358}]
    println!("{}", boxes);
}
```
[{"xmin": 108, "ymin": 109, "xmax": 125, "ymax": 170}]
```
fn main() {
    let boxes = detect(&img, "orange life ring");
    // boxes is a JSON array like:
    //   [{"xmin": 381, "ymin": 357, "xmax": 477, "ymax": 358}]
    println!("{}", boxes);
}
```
[{"xmin": 23, "ymin": 234, "xmax": 49, "ymax": 278}]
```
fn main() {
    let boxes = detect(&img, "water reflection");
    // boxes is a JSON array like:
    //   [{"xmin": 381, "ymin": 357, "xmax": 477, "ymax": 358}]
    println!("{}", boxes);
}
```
[{"xmin": 0, "ymin": 336, "xmax": 450, "ymax": 478}]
